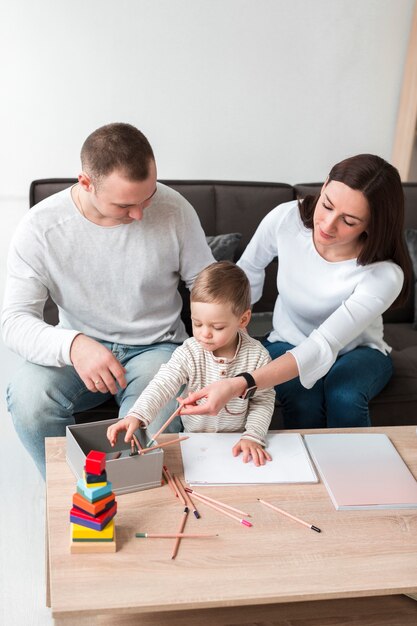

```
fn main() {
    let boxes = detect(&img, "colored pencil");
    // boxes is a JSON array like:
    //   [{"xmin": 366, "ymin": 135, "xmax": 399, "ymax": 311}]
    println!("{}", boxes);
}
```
[
  {"xmin": 258, "ymin": 499, "xmax": 321, "ymax": 533},
  {"xmin": 132, "ymin": 432, "xmax": 143, "ymax": 453},
  {"xmin": 146, "ymin": 404, "xmax": 183, "ymax": 447},
  {"xmin": 174, "ymin": 476, "xmax": 200, "ymax": 519},
  {"xmin": 189, "ymin": 492, "xmax": 252, "ymax": 527},
  {"xmin": 140, "ymin": 436, "xmax": 189, "ymax": 455},
  {"xmin": 171, "ymin": 507, "xmax": 189, "ymax": 559},
  {"xmin": 185, "ymin": 488, "xmax": 250, "ymax": 517},
  {"xmin": 163, "ymin": 465, "xmax": 183, "ymax": 502},
  {"xmin": 162, "ymin": 467, "xmax": 177, "ymax": 496},
  {"xmin": 136, "ymin": 533, "xmax": 218, "ymax": 538},
  {"xmin": 129, "ymin": 439, "xmax": 138, "ymax": 456}
]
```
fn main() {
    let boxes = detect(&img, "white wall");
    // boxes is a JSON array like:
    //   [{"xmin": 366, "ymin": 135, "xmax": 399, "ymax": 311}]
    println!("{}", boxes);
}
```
[{"xmin": 0, "ymin": 0, "xmax": 414, "ymax": 388}]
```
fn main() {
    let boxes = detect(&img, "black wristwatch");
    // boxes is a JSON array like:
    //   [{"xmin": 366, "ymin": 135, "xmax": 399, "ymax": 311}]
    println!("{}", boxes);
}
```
[{"xmin": 234, "ymin": 372, "xmax": 257, "ymax": 400}]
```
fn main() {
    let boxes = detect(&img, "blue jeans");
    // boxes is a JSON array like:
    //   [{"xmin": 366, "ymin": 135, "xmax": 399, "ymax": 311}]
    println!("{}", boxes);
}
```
[
  {"xmin": 263, "ymin": 340, "xmax": 393, "ymax": 430},
  {"xmin": 6, "ymin": 341, "xmax": 183, "ymax": 478}
]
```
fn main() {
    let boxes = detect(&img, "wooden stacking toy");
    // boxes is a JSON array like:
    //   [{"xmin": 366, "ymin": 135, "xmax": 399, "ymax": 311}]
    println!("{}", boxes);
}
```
[{"xmin": 70, "ymin": 450, "xmax": 117, "ymax": 553}]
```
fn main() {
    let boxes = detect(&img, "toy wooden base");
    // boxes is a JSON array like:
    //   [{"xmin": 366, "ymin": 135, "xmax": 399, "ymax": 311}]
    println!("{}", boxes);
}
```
[{"xmin": 70, "ymin": 526, "xmax": 117, "ymax": 554}]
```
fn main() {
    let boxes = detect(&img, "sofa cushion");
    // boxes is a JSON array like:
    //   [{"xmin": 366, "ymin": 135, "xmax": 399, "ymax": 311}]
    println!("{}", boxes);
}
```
[
  {"xmin": 405, "ymin": 229, "xmax": 417, "ymax": 330},
  {"xmin": 206, "ymin": 233, "xmax": 242, "ymax": 261}
]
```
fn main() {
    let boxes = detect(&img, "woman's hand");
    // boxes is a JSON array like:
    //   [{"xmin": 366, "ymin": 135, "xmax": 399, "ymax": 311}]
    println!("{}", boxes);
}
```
[
  {"xmin": 179, "ymin": 378, "xmax": 247, "ymax": 416},
  {"xmin": 232, "ymin": 439, "xmax": 272, "ymax": 466}
]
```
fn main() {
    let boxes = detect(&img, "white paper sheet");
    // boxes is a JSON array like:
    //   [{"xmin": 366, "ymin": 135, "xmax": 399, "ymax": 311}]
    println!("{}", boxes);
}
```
[{"xmin": 180, "ymin": 433, "xmax": 318, "ymax": 485}]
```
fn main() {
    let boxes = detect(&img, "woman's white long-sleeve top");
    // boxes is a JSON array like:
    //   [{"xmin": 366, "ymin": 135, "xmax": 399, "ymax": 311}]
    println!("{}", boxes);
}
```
[{"xmin": 237, "ymin": 201, "xmax": 403, "ymax": 389}]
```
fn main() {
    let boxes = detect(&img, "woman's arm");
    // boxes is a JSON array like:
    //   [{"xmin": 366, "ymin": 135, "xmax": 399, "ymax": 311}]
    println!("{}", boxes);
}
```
[{"xmin": 180, "ymin": 352, "xmax": 298, "ymax": 416}]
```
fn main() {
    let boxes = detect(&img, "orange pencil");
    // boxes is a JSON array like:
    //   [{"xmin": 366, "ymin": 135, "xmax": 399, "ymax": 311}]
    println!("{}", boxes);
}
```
[
  {"xmin": 185, "ymin": 488, "xmax": 250, "ymax": 517},
  {"xmin": 141, "ymin": 436, "xmax": 189, "ymax": 454},
  {"xmin": 190, "ymin": 492, "xmax": 252, "ymax": 527},
  {"xmin": 258, "ymin": 499, "xmax": 321, "ymax": 533}
]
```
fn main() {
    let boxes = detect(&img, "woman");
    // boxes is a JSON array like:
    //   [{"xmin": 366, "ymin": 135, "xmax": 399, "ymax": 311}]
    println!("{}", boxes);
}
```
[{"xmin": 181, "ymin": 154, "xmax": 412, "ymax": 429}]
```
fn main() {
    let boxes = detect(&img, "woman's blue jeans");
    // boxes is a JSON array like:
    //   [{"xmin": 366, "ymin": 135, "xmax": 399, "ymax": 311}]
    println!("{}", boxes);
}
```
[
  {"xmin": 6, "ymin": 341, "xmax": 183, "ymax": 478},
  {"xmin": 263, "ymin": 340, "xmax": 393, "ymax": 430}
]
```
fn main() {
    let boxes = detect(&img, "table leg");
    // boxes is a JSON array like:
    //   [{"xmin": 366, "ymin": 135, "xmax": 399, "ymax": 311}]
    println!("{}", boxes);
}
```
[{"xmin": 45, "ymin": 493, "xmax": 51, "ymax": 608}]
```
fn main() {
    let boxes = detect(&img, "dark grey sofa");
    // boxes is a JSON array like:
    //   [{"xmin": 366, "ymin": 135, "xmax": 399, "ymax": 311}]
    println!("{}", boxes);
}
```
[{"xmin": 29, "ymin": 179, "xmax": 417, "ymax": 427}]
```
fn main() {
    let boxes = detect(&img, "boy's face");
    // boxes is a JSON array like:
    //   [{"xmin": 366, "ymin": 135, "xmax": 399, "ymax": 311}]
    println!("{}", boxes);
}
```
[{"xmin": 191, "ymin": 301, "xmax": 251, "ymax": 357}]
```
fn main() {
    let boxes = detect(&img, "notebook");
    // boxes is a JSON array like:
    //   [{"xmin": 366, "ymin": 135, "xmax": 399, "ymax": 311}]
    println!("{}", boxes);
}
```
[
  {"xmin": 304, "ymin": 433, "xmax": 417, "ymax": 510},
  {"xmin": 180, "ymin": 432, "xmax": 318, "ymax": 485}
]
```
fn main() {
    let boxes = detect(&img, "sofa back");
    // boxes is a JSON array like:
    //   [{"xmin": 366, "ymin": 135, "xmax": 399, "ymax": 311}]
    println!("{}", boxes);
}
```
[{"xmin": 30, "ymin": 179, "xmax": 416, "ymax": 323}]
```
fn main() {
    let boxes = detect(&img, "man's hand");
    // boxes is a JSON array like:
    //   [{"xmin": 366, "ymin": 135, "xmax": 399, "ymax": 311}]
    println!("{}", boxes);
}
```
[
  {"xmin": 70, "ymin": 334, "xmax": 127, "ymax": 394},
  {"xmin": 232, "ymin": 439, "xmax": 272, "ymax": 467}
]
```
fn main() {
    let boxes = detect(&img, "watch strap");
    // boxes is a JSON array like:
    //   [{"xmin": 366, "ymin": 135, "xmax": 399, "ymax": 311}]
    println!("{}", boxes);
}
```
[{"xmin": 234, "ymin": 372, "xmax": 257, "ymax": 399}]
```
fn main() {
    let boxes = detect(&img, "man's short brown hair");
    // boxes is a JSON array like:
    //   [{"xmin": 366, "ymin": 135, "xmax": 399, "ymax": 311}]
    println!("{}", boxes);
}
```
[
  {"xmin": 191, "ymin": 261, "xmax": 251, "ymax": 316},
  {"xmin": 80, "ymin": 123, "xmax": 154, "ymax": 185}
]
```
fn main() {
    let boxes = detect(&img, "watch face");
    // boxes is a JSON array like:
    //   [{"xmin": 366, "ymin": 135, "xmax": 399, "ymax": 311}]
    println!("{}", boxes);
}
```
[{"xmin": 243, "ymin": 385, "xmax": 257, "ymax": 400}]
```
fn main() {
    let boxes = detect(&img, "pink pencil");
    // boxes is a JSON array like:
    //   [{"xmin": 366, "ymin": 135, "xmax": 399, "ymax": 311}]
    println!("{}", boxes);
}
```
[
  {"xmin": 141, "ymin": 436, "xmax": 189, "ymax": 454},
  {"xmin": 185, "ymin": 488, "xmax": 250, "ymax": 517},
  {"xmin": 189, "ymin": 492, "xmax": 252, "ymax": 527}
]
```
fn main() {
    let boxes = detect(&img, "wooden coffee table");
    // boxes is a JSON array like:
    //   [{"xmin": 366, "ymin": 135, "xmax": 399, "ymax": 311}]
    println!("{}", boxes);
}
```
[{"xmin": 45, "ymin": 426, "xmax": 417, "ymax": 625}]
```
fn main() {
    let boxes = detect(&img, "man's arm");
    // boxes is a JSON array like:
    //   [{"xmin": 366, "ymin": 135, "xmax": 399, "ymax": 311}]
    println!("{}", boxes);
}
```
[
  {"xmin": 176, "ymin": 200, "xmax": 215, "ymax": 289},
  {"xmin": 2, "ymin": 222, "xmax": 127, "ymax": 393},
  {"xmin": 1, "ymin": 228, "xmax": 78, "ymax": 366}
]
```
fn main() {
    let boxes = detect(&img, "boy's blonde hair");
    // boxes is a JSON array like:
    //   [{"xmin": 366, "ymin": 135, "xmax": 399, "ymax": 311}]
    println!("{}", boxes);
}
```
[{"xmin": 191, "ymin": 261, "xmax": 251, "ymax": 317}]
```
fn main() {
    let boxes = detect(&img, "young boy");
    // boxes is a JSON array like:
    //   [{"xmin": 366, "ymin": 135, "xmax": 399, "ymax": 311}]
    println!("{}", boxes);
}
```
[{"xmin": 107, "ymin": 261, "xmax": 275, "ymax": 466}]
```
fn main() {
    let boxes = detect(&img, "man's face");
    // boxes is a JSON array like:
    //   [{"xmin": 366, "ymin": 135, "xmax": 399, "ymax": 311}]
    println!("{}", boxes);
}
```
[{"xmin": 82, "ymin": 160, "xmax": 158, "ymax": 226}]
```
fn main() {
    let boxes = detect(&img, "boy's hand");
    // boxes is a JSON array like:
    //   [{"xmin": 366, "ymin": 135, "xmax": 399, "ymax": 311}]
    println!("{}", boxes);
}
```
[
  {"xmin": 232, "ymin": 439, "xmax": 272, "ymax": 467},
  {"xmin": 107, "ymin": 415, "xmax": 144, "ymax": 447}
]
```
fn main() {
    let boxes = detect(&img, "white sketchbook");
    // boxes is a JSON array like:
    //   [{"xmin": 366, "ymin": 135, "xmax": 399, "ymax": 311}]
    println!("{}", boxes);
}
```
[
  {"xmin": 304, "ymin": 433, "xmax": 417, "ymax": 510},
  {"xmin": 180, "ymin": 433, "xmax": 318, "ymax": 485}
]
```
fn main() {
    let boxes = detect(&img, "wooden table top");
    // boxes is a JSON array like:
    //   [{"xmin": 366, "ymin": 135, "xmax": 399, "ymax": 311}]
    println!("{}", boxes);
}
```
[{"xmin": 45, "ymin": 426, "xmax": 417, "ymax": 621}]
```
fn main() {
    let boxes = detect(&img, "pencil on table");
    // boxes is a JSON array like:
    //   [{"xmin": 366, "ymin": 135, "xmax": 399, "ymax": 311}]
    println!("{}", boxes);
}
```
[
  {"xmin": 141, "ymin": 436, "xmax": 189, "ymax": 455},
  {"xmin": 173, "ymin": 476, "xmax": 200, "ymax": 519},
  {"xmin": 185, "ymin": 487, "xmax": 250, "ymax": 517},
  {"xmin": 136, "ymin": 533, "xmax": 218, "ymax": 538},
  {"xmin": 258, "ymin": 499, "xmax": 321, "ymax": 533},
  {"xmin": 171, "ymin": 506, "xmax": 189, "ymax": 559},
  {"xmin": 163, "ymin": 465, "xmax": 183, "ymax": 501},
  {"xmin": 190, "ymin": 492, "xmax": 252, "ymax": 527},
  {"xmin": 162, "ymin": 467, "xmax": 177, "ymax": 496}
]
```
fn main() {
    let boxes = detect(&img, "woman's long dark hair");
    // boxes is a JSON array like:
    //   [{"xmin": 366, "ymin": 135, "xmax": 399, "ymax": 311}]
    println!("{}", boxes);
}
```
[{"xmin": 298, "ymin": 154, "xmax": 412, "ymax": 307}]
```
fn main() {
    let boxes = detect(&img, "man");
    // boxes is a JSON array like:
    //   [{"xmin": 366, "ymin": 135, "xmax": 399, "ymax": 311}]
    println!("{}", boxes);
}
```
[{"xmin": 2, "ymin": 122, "xmax": 215, "ymax": 477}]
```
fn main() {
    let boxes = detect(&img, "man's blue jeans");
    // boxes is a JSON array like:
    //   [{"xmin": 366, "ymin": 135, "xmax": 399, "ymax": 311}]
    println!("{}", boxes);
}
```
[
  {"xmin": 6, "ymin": 341, "xmax": 183, "ymax": 478},
  {"xmin": 263, "ymin": 340, "xmax": 393, "ymax": 429}
]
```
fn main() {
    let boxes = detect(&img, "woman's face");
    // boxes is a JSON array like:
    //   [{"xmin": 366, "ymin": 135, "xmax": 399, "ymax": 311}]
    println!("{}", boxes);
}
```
[{"xmin": 313, "ymin": 180, "xmax": 370, "ymax": 261}]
